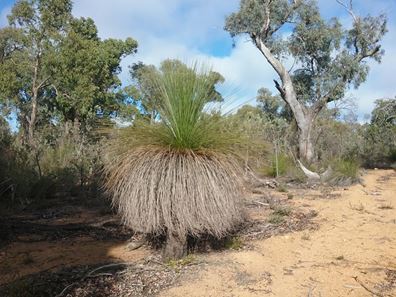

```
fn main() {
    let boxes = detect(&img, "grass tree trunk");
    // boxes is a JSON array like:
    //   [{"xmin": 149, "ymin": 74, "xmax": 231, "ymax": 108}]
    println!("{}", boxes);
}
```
[{"xmin": 163, "ymin": 232, "xmax": 187, "ymax": 260}]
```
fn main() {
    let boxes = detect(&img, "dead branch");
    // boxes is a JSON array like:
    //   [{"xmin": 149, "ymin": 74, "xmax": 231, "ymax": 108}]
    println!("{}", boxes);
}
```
[
  {"xmin": 336, "ymin": 0, "xmax": 357, "ymax": 22},
  {"xmin": 260, "ymin": 0, "xmax": 273, "ymax": 38},
  {"xmin": 297, "ymin": 160, "xmax": 320, "ymax": 180}
]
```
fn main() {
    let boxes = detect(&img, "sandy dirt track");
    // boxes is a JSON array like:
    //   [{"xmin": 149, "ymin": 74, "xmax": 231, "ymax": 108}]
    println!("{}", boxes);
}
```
[{"xmin": 161, "ymin": 170, "xmax": 396, "ymax": 297}]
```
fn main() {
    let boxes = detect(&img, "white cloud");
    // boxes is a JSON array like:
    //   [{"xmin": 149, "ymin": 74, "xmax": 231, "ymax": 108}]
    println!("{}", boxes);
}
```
[
  {"xmin": 72, "ymin": 0, "xmax": 238, "ymax": 45},
  {"xmin": 72, "ymin": 0, "xmax": 395, "ymax": 119},
  {"xmin": 72, "ymin": 0, "xmax": 273, "ymax": 106}
]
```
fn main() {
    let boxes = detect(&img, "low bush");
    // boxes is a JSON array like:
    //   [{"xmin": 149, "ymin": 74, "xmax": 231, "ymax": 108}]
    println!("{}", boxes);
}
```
[
  {"xmin": 0, "ymin": 121, "xmax": 104, "ymax": 210},
  {"xmin": 262, "ymin": 153, "xmax": 294, "ymax": 178},
  {"xmin": 327, "ymin": 158, "xmax": 360, "ymax": 186}
]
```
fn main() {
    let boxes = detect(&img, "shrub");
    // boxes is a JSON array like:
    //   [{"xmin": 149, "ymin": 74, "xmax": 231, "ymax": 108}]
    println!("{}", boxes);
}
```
[
  {"xmin": 0, "ymin": 120, "xmax": 103, "ymax": 210},
  {"xmin": 359, "ymin": 99, "xmax": 396, "ymax": 168},
  {"xmin": 268, "ymin": 206, "xmax": 291, "ymax": 225},
  {"xmin": 224, "ymin": 237, "xmax": 243, "ymax": 250},
  {"xmin": 327, "ymin": 158, "xmax": 360, "ymax": 186}
]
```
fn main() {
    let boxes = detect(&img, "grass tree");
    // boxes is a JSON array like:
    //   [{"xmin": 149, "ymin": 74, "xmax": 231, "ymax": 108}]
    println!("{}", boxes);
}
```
[{"xmin": 104, "ymin": 63, "xmax": 245, "ymax": 260}]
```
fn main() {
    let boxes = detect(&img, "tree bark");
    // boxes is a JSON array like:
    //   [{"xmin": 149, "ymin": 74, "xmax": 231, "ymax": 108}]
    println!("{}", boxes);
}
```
[
  {"xmin": 297, "ymin": 116, "xmax": 316, "ymax": 163},
  {"xmin": 254, "ymin": 37, "xmax": 316, "ymax": 163},
  {"xmin": 162, "ymin": 232, "xmax": 187, "ymax": 261},
  {"xmin": 27, "ymin": 57, "xmax": 40, "ymax": 146},
  {"xmin": 28, "ymin": 90, "xmax": 38, "ymax": 145}
]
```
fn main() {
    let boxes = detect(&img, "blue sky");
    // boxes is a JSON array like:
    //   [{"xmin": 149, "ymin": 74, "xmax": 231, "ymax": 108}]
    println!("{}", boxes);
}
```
[{"xmin": 1, "ymin": 0, "xmax": 395, "ymax": 121}]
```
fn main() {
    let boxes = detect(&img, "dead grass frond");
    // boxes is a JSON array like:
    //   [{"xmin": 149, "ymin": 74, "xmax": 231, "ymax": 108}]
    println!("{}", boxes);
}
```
[{"xmin": 104, "ymin": 146, "xmax": 244, "ymax": 238}]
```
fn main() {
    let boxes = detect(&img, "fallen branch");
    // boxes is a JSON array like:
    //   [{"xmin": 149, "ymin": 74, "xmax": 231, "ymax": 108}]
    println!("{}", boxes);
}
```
[
  {"xmin": 297, "ymin": 160, "xmax": 320, "ymax": 180},
  {"xmin": 297, "ymin": 160, "xmax": 333, "ymax": 182}
]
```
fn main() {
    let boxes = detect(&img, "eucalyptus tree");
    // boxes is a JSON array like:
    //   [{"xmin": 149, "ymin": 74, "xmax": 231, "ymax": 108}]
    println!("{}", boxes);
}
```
[
  {"xmin": 0, "ymin": 0, "xmax": 72, "ymax": 145},
  {"xmin": 362, "ymin": 98, "xmax": 396, "ymax": 167},
  {"xmin": 0, "ymin": 0, "xmax": 138, "ymax": 143},
  {"xmin": 50, "ymin": 17, "xmax": 137, "ymax": 126},
  {"xmin": 225, "ymin": 0, "xmax": 387, "ymax": 163},
  {"xmin": 257, "ymin": 87, "xmax": 291, "ymax": 120}
]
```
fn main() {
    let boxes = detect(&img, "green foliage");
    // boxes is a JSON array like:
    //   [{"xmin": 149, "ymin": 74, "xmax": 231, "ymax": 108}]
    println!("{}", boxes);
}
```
[
  {"xmin": 51, "ymin": 18, "xmax": 138, "ymax": 123},
  {"xmin": 166, "ymin": 255, "xmax": 196, "ymax": 271},
  {"xmin": 0, "ymin": 0, "xmax": 74, "ymax": 140},
  {"xmin": 0, "ymin": 121, "xmax": 103, "ymax": 208},
  {"xmin": 224, "ymin": 237, "xmax": 244, "ymax": 250},
  {"xmin": 225, "ymin": 0, "xmax": 387, "ymax": 106},
  {"xmin": 257, "ymin": 87, "xmax": 291, "ymax": 120},
  {"xmin": 225, "ymin": 0, "xmax": 387, "ymax": 162},
  {"xmin": 371, "ymin": 98, "xmax": 396, "ymax": 125},
  {"xmin": 333, "ymin": 159, "xmax": 360, "ymax": 179},
  {"xmin": 127, "ymin": 59, "xmax": 224, "ymax": 123},
  {"xmin": 360, "ymin": 98, "xmax": 396, "ymax": 167},
  {"xmin": 268, "ymin": 206, "xmax": 291, "ymax": 225},
  {"xmin": 268, "ymin": 213, "xmax": 285, "ymax": 225},
  {"xmin": 0, "ymin": 0, "xmax": 137, "ymax": 144},
  {"xmin": 326, "ymin": 158, "xmax": 360, "ymax": 186},
  {"xmin": 263, "ymin": 153, "xmax": 293, "ymax": 178},
  {"xmin": 114, "ymin": 62, "xmax": 240, "ymax": 152},
  {"xmin": 0, "ymin": 139, "xmax": 39, "ymax": 206},
  {"xmin": 0, "ymin": 0, "xmax": 135, "ymax": 208},
  {"xmin": 37, "ymin": 122, "xmax": 103, "ymax": 186},
  {"xmin": 271, "ymin": 205, "xmax": 292, "ymax": 216}
]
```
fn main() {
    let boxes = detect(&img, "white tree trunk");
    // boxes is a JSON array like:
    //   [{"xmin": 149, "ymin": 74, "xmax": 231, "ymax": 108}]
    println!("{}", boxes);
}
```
[
  {"xmin": 297, "ymin": 117, "xmax": 315, "ymax": 163},
  {"xmin": 255, "ymin": 38, "xmax": 316, "ymax": 163}
]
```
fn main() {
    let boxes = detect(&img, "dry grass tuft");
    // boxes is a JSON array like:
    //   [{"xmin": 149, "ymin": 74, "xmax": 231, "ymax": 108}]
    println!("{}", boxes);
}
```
[{"xmin": 105, "ymin": 146, "xmax": 244, "ymax": 238}]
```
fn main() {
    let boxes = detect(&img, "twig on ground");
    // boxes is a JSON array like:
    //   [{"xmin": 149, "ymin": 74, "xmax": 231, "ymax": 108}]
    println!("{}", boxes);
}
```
[
  {"xmin": 55, "ymin": 262, "xmax": 135, "ymax": 297},
  {"xmin": 307, "ymin": 285, "xmax": 316, "ymax": 297},
  {"xmin": 353, "ymin": 276, "xmax": 386, "ymax": 297},
  {"xmin": 343, "ymin": 284, "xmax": 362, "ymax": 289},
  {"xmin": 86, "ymin": 273, "xmax": 114, "ymax": 278},
  {"xmin": 86, "ymin": 262, "xmax": 131, "ymax": 277},
  {"xmin": 147, "ymin": 258, "xmax": 170, "ymax": 268},
  {"xmin": 254, "ymin": 201, "xmax": 270, "ymax": 207},
  {"xmin": 90, "ymin": 218, "xmax": 119, "ymax": 228},
  {"xmin": 55, "ymin": 282, "xmax": 78, "ymax": 297},
  {"xmin": 361, "ymin": 189, "xmax": 369, "ymax": 195}
]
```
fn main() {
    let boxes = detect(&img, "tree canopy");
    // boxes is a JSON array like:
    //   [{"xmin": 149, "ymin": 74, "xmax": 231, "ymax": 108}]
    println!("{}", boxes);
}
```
[
  {"xmin": 0, "ymin": 0, "xmax": 138, "ymax": 142},
  {"xmin": 225, "ymin": 0, "xmax": 387, "ymax": 162}
]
